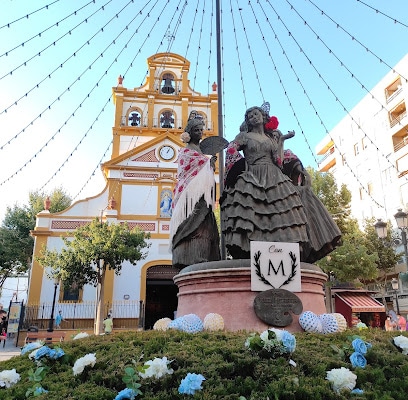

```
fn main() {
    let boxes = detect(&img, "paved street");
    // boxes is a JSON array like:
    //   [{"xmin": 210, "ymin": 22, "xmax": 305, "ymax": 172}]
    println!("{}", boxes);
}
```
[{"xmin": 0, "ymin": 336, "xmax": 21, "ymax": 362}]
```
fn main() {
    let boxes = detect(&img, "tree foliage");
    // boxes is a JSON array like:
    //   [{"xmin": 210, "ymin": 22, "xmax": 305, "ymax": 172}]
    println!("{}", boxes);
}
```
[
  {"xmin": 307, "ymin": 168, "xmax": 382, "ymax": 285},
  {"xmin": 0, "ymin": 187, "xmax": 71, "ymax": 289},
  {"xmin": 36, "ymin": 218, "xmax": 150, "ymax": 334}
]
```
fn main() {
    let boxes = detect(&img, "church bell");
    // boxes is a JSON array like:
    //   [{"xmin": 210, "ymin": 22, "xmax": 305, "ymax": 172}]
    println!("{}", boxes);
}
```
[{"xmin": 161, "ymin": 75, "xmax": 175, "ymax": 94}]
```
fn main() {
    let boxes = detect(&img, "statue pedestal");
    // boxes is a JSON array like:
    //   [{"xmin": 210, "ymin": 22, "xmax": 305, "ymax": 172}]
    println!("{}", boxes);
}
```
[{"xmin": 173, "ymin": 259, "xmax": 328, "ymax": 332}]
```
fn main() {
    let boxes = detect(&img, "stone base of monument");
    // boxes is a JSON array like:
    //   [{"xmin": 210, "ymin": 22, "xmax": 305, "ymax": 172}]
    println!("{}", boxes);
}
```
[{"xmin": 173, "ymin": 259, "xmax": 328, "ymax": 333}]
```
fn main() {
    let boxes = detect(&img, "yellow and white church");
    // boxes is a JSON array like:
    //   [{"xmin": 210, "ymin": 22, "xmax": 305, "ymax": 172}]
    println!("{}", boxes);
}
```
[{"xmin": 27, "ymin": 53, "xmax": 220, "ymax": 330}]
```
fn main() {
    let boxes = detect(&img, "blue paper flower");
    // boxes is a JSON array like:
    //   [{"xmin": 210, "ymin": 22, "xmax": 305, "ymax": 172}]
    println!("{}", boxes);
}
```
[
  {"xmin": 351, "ymin": 388, "xmax": 364, "ymax": 394},
  {"xmin": 351, "ymin": 338, "xmax": 368, "ymax": 355},
  {"xmin": 281, "ymin": 331, "xmax": 296, "ymax": 353},
  {"xmin": 34, "ymin": 386, "xmax": 49, "ymax": 395},
  {"xmin": 350, "ymin": 352, "xmax": 367, "ymax": 368},
  {"xmin": 178, "ymin": 373, "xmax": 205, "ymax": 395},
  {"xmin": 49, "ymin": 347, "xmax": 65, "ymax": 359},
  {"xmin": 114, "ymin": 388, "xmax": 138, "ymax": 400},
  {"xmin": 34, "ymin": 346, "xmax": 53, "ymax": 360}
]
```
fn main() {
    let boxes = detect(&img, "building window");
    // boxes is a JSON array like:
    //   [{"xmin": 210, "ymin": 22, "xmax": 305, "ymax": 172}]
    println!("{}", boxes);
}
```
[
  {"xmin": 359, "ymin": 187, "xmax": 364, "ymax": 200},
  {"xmin": 61, "ymin": 282, "xmax": 81, "ymax": 302},
  {"xmin": 160, "ymin": 110, "xmax": 175, "ymax": 128},
  {"xmin": 362, "ymin": 137, "xmax": 368, "ymax": 149},
  {"xmin": 354, "ymin": 143, "xmax": 360, "ymax": 156},
  {"xmin": 128, "ymin": 111, "xmax": 141, "ymax": 127},
  {"xmin": 367, "ymin": 182, "xmax": 373, "ymax": 196}
]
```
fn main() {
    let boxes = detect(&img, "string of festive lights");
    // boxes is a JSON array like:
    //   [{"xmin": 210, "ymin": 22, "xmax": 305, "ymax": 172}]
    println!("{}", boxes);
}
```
[
  {"xmin": 72, "ymin": 140, "xmax": 112, "ymax": 201},
  {"xmin": 249, "ymin": 0, "xmax": 318, "ymax": 166},
  {"xmin": 282, "ymin": 0, "xmax": 408, "ymax": 201},
  {"xmin": 0, "ymin": 1, "xmax": 407, "ymax": 218},
  {"xmin": 356, "ymin": 0, "xmax": 408, "ymax": 29},
  {"xmin": 235, "ymin": 5, "xmax": 265, "ymax": 104},
  {"xmin": 307, "ymin": 0, "xmax": 408, "ymax": 83},
  {"xmin": 228, "ymin": 0, "xmax": 247, "ymax": 110},
  {"xmin": 0, "ymin": 0, "xmax": 99, "ymax": 60},
  {"xmin": 0, "ymin": 0, "xmax": 162, "ymax": 159},
  {"xmin": 265, "ymin": 0, "xmax": 385, "ymax": 207},
  {"xmin": 0, "ymin": 0, "xmax": 61, "ymax": 30},
  {"xmin": 83, "ymin": 0, "xmax": 175, "ymax": 207},
  {"xmin": 0, "ymin": 0, "xmax": 137, "ymax": 120}
]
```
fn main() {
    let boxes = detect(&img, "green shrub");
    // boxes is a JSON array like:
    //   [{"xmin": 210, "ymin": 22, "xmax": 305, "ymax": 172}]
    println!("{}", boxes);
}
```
[{"xmin": 0, "ymin": 329, "xmax": 407, "ymax": 399}]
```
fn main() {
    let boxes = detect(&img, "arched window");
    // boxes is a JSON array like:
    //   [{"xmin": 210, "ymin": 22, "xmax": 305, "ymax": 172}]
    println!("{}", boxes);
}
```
[
  {"xmin": 160, "ymin": 110, "xmax": 175, "ymax": 128},
  {"xmin": 128, "ymin": 110, "xmax": 141, "ymax": 127},
  {"xmin": 161, "ymin": 73, "xmax": 175, "ymax": 94}
]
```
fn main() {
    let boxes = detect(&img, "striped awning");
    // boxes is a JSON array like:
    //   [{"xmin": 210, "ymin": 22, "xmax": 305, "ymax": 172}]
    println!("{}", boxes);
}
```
[{"xmin": 335, "ymin": 292, "xmax": 386, "ymax": 313}]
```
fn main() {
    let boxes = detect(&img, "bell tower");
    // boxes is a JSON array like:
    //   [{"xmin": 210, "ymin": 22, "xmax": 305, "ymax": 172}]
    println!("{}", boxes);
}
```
[{"xmin": 110, "ymin": 52, "xmax": 219, "ymax": 160}]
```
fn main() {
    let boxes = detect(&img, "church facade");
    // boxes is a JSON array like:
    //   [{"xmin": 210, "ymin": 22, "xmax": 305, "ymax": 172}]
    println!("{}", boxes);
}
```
[{"xmin": 27, "ymin": 53, "xmax": 219, "ymax": 329}]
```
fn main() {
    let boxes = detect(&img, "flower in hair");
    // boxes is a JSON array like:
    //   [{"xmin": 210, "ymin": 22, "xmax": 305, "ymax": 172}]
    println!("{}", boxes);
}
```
[
  {"xmin": 181, "ymin": 132, "xmax": 191, "ymax": 143},
  {"xmin": 265, "ymin": 116, "xmax": 279, "ymax": 130}
]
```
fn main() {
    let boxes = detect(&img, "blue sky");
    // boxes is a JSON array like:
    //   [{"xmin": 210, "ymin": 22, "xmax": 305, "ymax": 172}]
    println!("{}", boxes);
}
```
[{"xmin": 1, "ymin": 0, "xmax": 408, "ymax": 221}]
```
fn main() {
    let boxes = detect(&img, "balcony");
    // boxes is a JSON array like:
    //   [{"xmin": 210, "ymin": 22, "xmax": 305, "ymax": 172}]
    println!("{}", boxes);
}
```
[{"xmin": 317, "ymin": 146, "xmax": 336, "ymax": 172}]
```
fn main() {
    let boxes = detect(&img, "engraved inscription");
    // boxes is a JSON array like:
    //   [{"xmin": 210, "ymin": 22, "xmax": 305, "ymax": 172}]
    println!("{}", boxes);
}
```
[{"xmin": 253, "ymin": 288, "xmax": 303, "ymax": 327}]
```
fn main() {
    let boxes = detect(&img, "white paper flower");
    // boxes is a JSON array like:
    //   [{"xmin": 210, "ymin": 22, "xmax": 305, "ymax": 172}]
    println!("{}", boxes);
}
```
[
  {"xmin": 268, "ymin": 328, "xmax": 284, "ymax": 342},
  {"xmin": 72, "ymin": 353, "xmax": 97, "ymax": 376},
  {"xmin": 0, "ymin": 369, "xmax": 21, "ymax": 388},
  {"xmin": 394, "ymin": 335, "xmax": 408, "ymax": 355},
  {"xmin": 326, "ymin": 367, "xmax": 357, "ymax": 393},
  {"xmin": 153, "ymin": 318, "xmax": 172, "ymax": 331},
  {"xmin": 139, "ymin": 357, "xmax": 174, "ymax": 379},
  {"xmin": 73, "ymin": 332, "xmax": 90, "ymax": 340},
  {"xmin": 29, "ymin": 348, "xmax": 41, "ymax": 360},
  {"xmin": 203, "ymin": 313, "xmax": 224, "ymax": 331}
]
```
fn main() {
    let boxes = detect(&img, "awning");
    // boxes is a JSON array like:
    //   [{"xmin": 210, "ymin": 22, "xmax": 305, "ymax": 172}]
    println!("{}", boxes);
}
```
[{"xmin": 335, "ymin": 292, "xmax": 386, "ymax": 313}]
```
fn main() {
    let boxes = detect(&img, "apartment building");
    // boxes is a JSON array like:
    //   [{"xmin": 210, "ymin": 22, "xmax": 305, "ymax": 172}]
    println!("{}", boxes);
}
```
[{"xmin": 316, "ymin": 54, "xmax": 408, "ymax": 314}]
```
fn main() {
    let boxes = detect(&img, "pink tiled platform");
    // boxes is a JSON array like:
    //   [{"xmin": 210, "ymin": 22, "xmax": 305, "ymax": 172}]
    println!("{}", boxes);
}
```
[{"xmin": 174, "ymin": 259, "xmax": 328, "ymax": 332}]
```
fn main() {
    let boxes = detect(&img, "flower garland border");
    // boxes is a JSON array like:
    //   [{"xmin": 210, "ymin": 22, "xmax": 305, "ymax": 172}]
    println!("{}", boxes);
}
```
[{"xmin": 253, "ymin": 250, "xmax": 297, "ymax": 289}]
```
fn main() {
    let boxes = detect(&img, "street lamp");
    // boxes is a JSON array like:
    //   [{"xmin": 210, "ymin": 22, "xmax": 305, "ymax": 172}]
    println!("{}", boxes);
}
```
[
  {"xmin": 374, "ymin": 219, "xmax": 388, "ymax": 239},
  {"xmin": 391, "ymin": 277, "xmax": 401, "ymax": 315},
  {"xmin": 394, "ymin": 209, "xmax": 408, "ymax": 265},
  {"xmin": 47, "ymin": 278, "xmax": 60, "ymax": 332}
]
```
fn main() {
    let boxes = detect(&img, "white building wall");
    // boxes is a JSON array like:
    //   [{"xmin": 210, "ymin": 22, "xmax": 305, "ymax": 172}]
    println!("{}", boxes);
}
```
[{"xmin": 317, "ymin": 54, "xmax": 408, "ymax": 227}]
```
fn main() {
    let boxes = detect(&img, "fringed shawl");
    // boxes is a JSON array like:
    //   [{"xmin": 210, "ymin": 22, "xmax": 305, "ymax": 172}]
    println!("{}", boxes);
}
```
[{"xmin": 169, "ymin": 148, "xmax": 215, "ymax": 242}]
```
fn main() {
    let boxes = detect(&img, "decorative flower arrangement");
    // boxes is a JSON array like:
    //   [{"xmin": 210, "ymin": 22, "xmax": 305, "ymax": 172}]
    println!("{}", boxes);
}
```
[
  {"xmin": 331, "ymin": 335, "xmax": 372, "ymax": 372},
  {"xmin": 326, "ymin": 367, "xmax": 357, "ymax": 394},
  {"xmin": 20, "ymin": 341, "xmax": 43, "ymax": 356},
  {"xmin": 393, "ymin": 335, "xmax": 408, "ymax": 355},
  {"xmin": 203, "ymin": 313, "xmax": 224, "ymax": 331},
  {"xmin": 178, "ymin": 372, "xmax": 205, "ymax": 395},
  {"xmin": 72, "ymin": 353, "xmax": 97, "ymax": 376},
  {"xmin": 31, "ymin": 345, "xmax": 65, "ymax": 362},
  {"xmin": 153, "ymin": 317, "xmax": 172, "ymax": 331},
  {"xmin": 0, "ymin": 368, "xmax": 21, "ymax": 388},
  {"xmin": 72, "ymin": 332, "xmax": 90, "ymax": 340},
  {"xmin": 169, "ymin": 314, "xmax": 204, "ymax": 333},
  {"xmin": 139, "ymin": 357, "xmax": 173, "ymax": 379},
  {"xmin": 114, "ymin": 387, "xmax": 139, "ymax": 400},
  {"xmin": 265, "ymin": 115, "xmax": 279, "ymax": 131},
  {"xmin": 349, "ymin": 337, "xmax": 372, "ymax": 369},
  {"xmin": 299, "ymin": 311, "xmax": 347, "ymax": 334},
  {"xmin": 245, "ymin": 328, "xmax": 296, "ymax": 359}
]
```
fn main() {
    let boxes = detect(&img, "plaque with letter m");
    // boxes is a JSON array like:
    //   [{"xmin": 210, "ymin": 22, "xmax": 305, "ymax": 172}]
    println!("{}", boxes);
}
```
[{"xmin": 250, "ymin": 241, "xmax": 301, "ymax": 292}]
